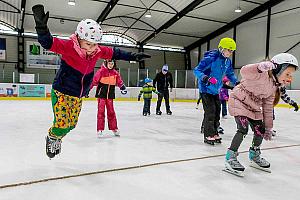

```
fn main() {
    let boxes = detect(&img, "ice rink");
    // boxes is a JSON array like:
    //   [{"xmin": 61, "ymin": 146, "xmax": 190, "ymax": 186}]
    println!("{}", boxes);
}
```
[{"xmin": 0, "ymin": 100, "xmax": 299, "ymax": 200}]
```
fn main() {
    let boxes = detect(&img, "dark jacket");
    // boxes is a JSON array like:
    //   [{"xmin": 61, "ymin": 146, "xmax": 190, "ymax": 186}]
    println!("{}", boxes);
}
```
[{"xmin": 153, "ymin": 72, "xmax": 173, "ymax": 91}]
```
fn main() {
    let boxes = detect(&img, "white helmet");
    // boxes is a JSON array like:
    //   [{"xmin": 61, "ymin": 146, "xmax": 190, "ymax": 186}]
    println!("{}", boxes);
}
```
[
  {"xmin": 76, "ymin": 19, "xmax": 103, "ymax": 43},
  {"xmin": 271, "ymin": 53, "xmax": 298, "ymax": 75},
  {"xmin": 271, "ymin": 53, "xmax": 298, "ymax": 67}
]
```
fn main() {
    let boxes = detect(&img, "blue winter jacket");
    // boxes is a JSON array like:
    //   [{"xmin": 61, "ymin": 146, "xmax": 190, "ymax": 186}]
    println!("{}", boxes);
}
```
[{"xmin": 194, "ymin": 49, "xmax": 237, "ymax": 95}]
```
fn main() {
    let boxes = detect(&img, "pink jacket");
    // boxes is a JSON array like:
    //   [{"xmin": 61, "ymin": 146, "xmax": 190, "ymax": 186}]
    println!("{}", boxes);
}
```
[
  {"xmin": 228, "ymin": 63, "xmax": 277, "ymax": 129},
  {"xmin": 50, "ymin": 34, "xmax": 114, "ymax": 74},
  {"xmin": 91, "ymin": 65, "xmax": 124, "ymax": 99}
]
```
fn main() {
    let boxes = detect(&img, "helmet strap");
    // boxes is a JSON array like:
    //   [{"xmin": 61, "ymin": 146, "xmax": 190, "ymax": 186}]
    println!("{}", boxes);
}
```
[
  {"xmin": 271, "ymin": 70, "xmax": 281, "ymax": 86},
  {"xmin": 219, "ymin": 48, "xmax": 226, "ymax": 57}
]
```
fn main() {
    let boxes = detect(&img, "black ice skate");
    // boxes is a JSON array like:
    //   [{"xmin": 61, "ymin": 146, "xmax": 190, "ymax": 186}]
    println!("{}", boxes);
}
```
[
  {"xmin": 204, "ymin": 136, "xmax": 215, "ymax": 145},
  {"xmin": 167, "ymin": 110, "xmax": 172, "ymax": 115},
  {"xmin": 217, "ymin": 126, "xmax": 224, "ymax": 134},
  {"xmin": 143, "ymin": 112, "xmax": 147, "ymax": 116},
  {"xmin": 214, "ymin": 134, "xmax": 222, "ymax": 144},
  {"xmin": 46, "ymin": 135, "xmax": 62, "ymax": 159},
  {"xmin": 147, "ymin": 111, "xmax": 150, "ymax": 115},
  {"xmin": 156, "ymin": 110, "xmax": 162, "ymax": 115}
]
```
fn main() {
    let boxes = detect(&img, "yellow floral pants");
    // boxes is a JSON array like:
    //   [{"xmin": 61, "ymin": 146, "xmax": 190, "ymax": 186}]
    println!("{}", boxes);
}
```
[{"xmin": 48, "ymin": 89, "xmax": 82, "ymax": 139}]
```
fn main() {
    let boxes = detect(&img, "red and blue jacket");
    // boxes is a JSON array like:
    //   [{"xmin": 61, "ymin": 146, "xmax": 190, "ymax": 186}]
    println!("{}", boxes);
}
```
[{"xmin": 38, "ymin": 32, "xmax": 135, "ymax": 97}]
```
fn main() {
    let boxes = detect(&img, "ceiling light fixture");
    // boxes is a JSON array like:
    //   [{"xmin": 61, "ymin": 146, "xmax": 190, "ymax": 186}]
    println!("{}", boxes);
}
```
[
  {"xmin": 145, "ymin": 10, "xmax": 152, "ymax": 18},
  {"xmin": 68, "ymin": 0, "xmax": 76, "ymax": 6},
  {"xmin": 235, "ymin": 0, "xmax": 242, "ymax": 13}
]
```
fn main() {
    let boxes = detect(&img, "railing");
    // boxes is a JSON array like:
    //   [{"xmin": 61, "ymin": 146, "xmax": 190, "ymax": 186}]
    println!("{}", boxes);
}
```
[{"xmin": 1, "ymin": 63, "xmax": 300, "ymax": 89}]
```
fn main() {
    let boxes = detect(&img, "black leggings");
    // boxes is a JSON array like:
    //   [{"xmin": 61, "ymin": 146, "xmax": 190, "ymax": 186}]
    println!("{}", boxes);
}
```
[
  {"xmin": 229, "ymin": 116, "xmax": 265, "ymax": 152},
  {"xmin": 201, "ymin": 93, "xmax": 221, "ymax": 137}
]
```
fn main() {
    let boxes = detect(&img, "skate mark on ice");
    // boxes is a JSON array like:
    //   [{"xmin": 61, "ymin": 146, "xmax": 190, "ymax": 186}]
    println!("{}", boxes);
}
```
[{"xmin": 0, "ymin": 144, "xmax": 299, "ymax": 189}]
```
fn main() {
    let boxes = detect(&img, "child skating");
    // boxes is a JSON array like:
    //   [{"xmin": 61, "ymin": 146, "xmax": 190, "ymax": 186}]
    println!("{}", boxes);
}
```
[
  {"xmin": 224, "ymin": 53, "xmax": 298, "ymax": 176},
  {"xmin": 32, "ymin": 4, "xmax": 150, "ymax": 158},
  {"xmin": 91, "ymin": 60, "xmax": 126, "ymax": 137},
  {"xmin": 138, "ymin": 78, "xmax": 159, "ymax": 116},
  {"xmin": 194, "ymin": 38, "xmax": 238, "ymax": 145}
]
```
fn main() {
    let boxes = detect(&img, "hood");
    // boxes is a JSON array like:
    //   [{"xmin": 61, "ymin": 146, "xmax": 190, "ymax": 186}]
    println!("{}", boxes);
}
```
[
  {"xmin": 204, "ymin": 49, "xmax": 225, "ymax": 60},
  {"xmin": 70, "ymin": 34, "xmax": 100, "ymax": 59}
]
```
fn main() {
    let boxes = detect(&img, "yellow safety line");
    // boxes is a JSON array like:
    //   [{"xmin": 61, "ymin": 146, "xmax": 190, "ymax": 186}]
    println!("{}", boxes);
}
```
[{"xmin": 0, "ymin": 143, "xmax": 299, "ymax": 190}]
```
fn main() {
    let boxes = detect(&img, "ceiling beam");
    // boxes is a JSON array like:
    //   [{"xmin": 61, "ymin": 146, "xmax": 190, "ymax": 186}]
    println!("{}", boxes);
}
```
[
  {"xmin": 285, "ymin": 40, "xmax": 300, "ymax": 53},
  {"xmin": 19, "ymin": 0, "xmax": 26, "ymax": 33},
  {"xmin": 241, "ymin": 0, "xmax": 262, "ymax": 5},
  {"xmin": 186, "ymin": 0, "xmax": 285, "ymax": 51},
  {"xmin": 141, "ymin": 0, "xmax": 206, "ymax": 45},
  {"xmin": 119, "ymin": 0, "xmax": 158, "ymax": 38},
  {"xmin": 97, "ymin": 0, "xmax": 119, "ymax": 23},
  {"xmin": 114, "ymin": 3, "xmax": 176, "ymax": 15},
  {"xmin": 185, "ymin": 15, "xmax": 227, "ymax": 24},
  {"xmin": 0, "ymin": 0, "xmax": 20, "ymax": 12}
]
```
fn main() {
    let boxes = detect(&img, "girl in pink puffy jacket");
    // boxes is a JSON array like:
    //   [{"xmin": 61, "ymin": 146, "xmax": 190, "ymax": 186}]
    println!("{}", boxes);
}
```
[
  {"xmin": 224, "ymin": 53, "xmax": 299, "ymax": 175},
  {"xmin": 91, "ymin": 60, "xmax": 126, "ymax": 137}
]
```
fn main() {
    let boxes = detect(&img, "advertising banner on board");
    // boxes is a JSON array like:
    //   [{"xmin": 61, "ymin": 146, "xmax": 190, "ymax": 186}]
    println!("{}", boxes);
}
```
[
  {"xmin": 26, "ymin": 41, "xmax": 61, "ymax": 69},
  {"xmin": 18, "ymin": 84, "xmax": 45, "ymax": 97},
  {"xmin": 0, "ymin": 83, "xmax": 18, "ymax": 97}
]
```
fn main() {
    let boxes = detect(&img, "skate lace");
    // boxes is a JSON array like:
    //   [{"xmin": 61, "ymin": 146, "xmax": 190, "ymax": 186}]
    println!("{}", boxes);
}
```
[
  {"xmin": 47, "ymin": 137, "xmax": 61, "ymax": 153},
  {"xmin": 250, "ymin": 149, "xmax": 269, "ymax": 166},
  {"xmin": 227, "ymin": 151, "xmax": 243, "ymax": 168},
  {"xmin": 53, "ymin": 139, "xmax": 61, "ymax": 152},
  {"xmin": 228, "ymin": 158, "xmax": 243, "ymax": 168},
  {"xmin": 253, "ymin": 155, "xmax": 268, "ymax": 165}
]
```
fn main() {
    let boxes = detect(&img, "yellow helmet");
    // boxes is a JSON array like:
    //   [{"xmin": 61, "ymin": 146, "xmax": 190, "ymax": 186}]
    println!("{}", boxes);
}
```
[{"xmin": 218, "ymin": 38, "xmax": 236, "ymax": 51}]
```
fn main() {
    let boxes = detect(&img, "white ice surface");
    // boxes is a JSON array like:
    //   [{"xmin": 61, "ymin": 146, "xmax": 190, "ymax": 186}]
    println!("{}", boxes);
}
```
[{"xmin": 0, "ymin": 100, "xmax": 299, "ymax": 200}]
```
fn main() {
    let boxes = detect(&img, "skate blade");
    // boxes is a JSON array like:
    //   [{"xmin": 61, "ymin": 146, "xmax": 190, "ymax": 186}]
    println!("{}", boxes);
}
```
[
  {"xmin": 204, "ymin": 141, "xmax": 215, "ymax": 145},
  {"xmin": 223, "ymin": 168, "xmax": 244, "ymax": 177},
  {"xmin": 214, "ymin": 139, "xmax": 222, "ymax": 144},
  {"xmin": 249, "ymin": 162, "xmax": 271, "ymax": 173}
]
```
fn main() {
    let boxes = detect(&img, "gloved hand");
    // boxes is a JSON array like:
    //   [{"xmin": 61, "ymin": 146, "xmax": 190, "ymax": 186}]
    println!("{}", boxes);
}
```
[
  {"xmin": 120, "ymin": 84, "xmax": 127, "ymax": 95},
  {"xmin": 203, "ymin": 76, "xmax": 217, "ymax": 85},
  {"xmin": 170, "ymin": 88, "xmax": 173, "ymax": 92},
  {"xmin": 132, "ymin": 52, "xmax": 151, "ymax": 62},
  {"xmin": 121, "ymin": 90, "xmax": 127, "ymax": 95},
  {"xmin": 290, "ymin": 102, "xmax": 299, "ymax": 111},
  {"xmin": 138, "ymin": 95, "xmax": 141, "ymax": 101},
  {"xmin": 257, "ymin": 61, "xmax": 276, "ymax": 72},
  {"xmin": 32, "ymin": 4, "xmax": 49, "ymax": 34},
  {"xmin": 263, "ymin": 128, "xmax": 273, "ymax": 141},
  {"xmin": 222, "ymin": 84, "xmax": 234, "ymax": 90}
]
